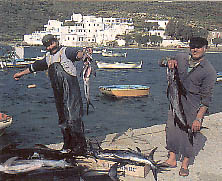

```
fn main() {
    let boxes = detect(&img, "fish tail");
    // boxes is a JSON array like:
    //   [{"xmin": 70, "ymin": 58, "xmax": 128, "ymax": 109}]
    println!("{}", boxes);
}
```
[
  {"xmin": 86, "ymin": 100, "xmax": 94, "ymax": 115},
  {"xmin": 151, "ymin": 167, "xmax": 158, "ymax": 181},
  {"xmin": 188, "ymin": 129, "xmax": 194, "ymax": 146}
]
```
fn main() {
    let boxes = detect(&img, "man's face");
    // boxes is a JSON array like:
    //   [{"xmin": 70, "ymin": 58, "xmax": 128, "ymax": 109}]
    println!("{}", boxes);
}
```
[
  {"xmin": 46, "ymin": 41, "xmax": 57, "ymax": 52},
  {"xmin": 190, "ymin": 45, "xmax": 206, "ymax": 60}
]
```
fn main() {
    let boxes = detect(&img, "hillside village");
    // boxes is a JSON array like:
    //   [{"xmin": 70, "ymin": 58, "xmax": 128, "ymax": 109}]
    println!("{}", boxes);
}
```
[{"xmin": 23, "ymin": 12, "xmax": 221, "ymax": 48}]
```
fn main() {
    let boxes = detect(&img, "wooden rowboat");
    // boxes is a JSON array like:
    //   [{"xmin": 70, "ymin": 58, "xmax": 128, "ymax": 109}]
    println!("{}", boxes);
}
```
[
  {"xmin": 0, "ymin": 113, "xmax": 12, "ymax": 136},
  {"xmin": 96, "ymin": 61, "xmax": 142, "ymax": 69},
  {"xmin": 99, "ymin": 85, "xmax": 150, "ymax": 97}
]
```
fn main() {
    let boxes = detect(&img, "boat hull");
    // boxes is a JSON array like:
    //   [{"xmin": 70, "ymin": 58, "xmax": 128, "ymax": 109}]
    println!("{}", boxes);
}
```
[
  {"xmin": 99, "ymin": 85, "xmax": 150, "ymax": 97},
  {"xmin": 217, "ymin": 72, "xmax": 222, "ymax": 81},
  {"xmin": 96, "ymin": 61, "xmax": 142, "ymax": 69},
  {"xmin": 0, "ymin": 113, "xmax": 12, "ymax": 136}
]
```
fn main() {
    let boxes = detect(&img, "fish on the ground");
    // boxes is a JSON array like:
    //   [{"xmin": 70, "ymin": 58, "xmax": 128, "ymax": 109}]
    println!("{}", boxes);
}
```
[
  {"xmin": 167, "ymin": 68, "xmax": 194, "ymax": 145},
  {"xmin": 0, "ymin": 157, "xmax": 43, "ymax": 174},
  {"xmin": 0, "ymin": 144, "xmax": 77, "ymax": 160},
  {"xmin": 89, "ymin": 142, "xmax": 168, "ymax": 181},
  {"xmin": 0, "ymin": 156, "xmax": 75, "ymax": 174}
]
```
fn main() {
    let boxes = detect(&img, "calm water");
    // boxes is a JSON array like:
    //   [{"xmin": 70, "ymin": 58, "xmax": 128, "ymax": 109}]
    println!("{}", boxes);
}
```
[{"xmin": 0, "ymin": 46, "xmax": 222, "ymax": 180}]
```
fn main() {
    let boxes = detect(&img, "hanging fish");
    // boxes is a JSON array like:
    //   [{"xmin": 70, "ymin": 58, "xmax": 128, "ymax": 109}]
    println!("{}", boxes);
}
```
[{"xmin": 81, "ymin": 49, "xmax": 96, "ymax": 115}]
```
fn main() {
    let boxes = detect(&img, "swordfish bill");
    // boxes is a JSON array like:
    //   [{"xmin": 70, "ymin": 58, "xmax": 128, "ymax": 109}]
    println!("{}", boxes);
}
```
[{"xmin": 167, "ymin": 68, "xmax": 194, "ymax": 145}]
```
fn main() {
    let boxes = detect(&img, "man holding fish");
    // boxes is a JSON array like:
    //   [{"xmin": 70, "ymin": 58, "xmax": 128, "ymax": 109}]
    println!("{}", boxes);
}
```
[
  {"xmin": 160, "ymin": 37, "xmax": 217, "ymax": 176},
  {"xmin": 13, "ymin": 34, "xmax": 93, "ymax": 156}
]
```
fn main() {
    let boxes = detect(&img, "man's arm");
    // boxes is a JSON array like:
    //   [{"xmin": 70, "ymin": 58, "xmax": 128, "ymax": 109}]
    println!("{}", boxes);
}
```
[{"xmin": 13, "ymin": 68, "xmax": 31, "ymax": 80}]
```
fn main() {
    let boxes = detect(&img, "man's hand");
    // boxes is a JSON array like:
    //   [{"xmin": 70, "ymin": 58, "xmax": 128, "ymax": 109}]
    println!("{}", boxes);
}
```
[
  {"xmin": 192, "ymin": 119, "xmax": 202, "ymax": 132},
  {"xmin": 167, "ymin": 59, "xmax": 178, "ymax": 69}
]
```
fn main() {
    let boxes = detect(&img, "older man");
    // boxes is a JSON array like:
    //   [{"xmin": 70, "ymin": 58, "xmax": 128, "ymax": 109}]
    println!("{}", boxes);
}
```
[
  {"xmin": 14, "ymin": 34, "xmax": 92, "ymax": 155},
  {"xmin": 161, "ymin": 37, "xmax": 217, "ymax": 176}
]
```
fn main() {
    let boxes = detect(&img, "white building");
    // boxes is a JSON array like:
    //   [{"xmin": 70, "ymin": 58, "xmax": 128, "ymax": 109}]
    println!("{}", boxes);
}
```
[
  {"xmin": 23, "ymin": 13, "xmax": 134, "ymax": 47},
  {"xmin": 145, "ymin": 20, "xmax": 169, "ymax": 30}
]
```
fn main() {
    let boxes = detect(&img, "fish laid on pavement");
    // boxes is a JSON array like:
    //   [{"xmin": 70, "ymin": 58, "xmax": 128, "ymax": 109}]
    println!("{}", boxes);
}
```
[
  {"xmin": 167, "ymin": 68, "xmax": 194, "ymax": 145},
  {"xmin": 89, "ymin": 143, "xmax": 168, "ymax": 181},
  {"xmin": 0, "ymin": 156, "xmax": 74, "ymax": 174},
  {"xmin": 0, "ymin": 144, "xmax": 77, "ymax": 160}
]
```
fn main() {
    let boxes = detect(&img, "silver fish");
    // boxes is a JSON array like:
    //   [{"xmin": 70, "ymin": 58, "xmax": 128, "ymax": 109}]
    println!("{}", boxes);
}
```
[
  {"xmin": 89, "ymin": 142, "xmax": 164, "ymax": 181},
  {"xmin": 0, "ymin": 156, "xmax": 74, "ymax": 174},
  {"xmin": 0, "ymin": 157, "xmax": 43, "ymax": 174},
  {"xmin": 14, "ymin": 159, "xmax": 73, "ymax": 169},
  {"xmin": 81, "ymin": 51, "xmax": 95, "ymax": 115},
  {"xmin": 167, "ymin": 68, "xmax": 194, "ymax": 145}
]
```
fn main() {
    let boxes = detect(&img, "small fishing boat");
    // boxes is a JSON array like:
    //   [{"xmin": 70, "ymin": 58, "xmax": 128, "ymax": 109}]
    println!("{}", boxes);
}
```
[
  {"xmin": 0, "ymin": 113, "xmax": 12, "ymax": 136},
  {"xmin": 96, "ymin": 61, "xmax": 142, "ymax": 69},
  {"xmin": 99, "ymin": 85, "xmax": 150, "ymax": 97},
  {"xmin": 102, "ymin": 50, "xmax": 127, "ymax": 57}
]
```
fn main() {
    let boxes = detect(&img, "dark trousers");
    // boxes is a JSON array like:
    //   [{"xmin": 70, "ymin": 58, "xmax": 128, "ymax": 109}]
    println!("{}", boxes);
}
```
[{"xmin": 48, "ymin": 63, "xmax": 87, "ymax": 154}]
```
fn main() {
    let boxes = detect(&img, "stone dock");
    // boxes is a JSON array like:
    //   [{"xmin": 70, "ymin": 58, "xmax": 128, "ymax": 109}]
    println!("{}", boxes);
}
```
[{"xmin": 48, "ymin": 112, "xmax": 222, "ymax": 181}]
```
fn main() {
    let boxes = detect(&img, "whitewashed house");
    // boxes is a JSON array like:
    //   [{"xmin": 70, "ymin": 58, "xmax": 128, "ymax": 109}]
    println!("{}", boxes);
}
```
[{"xmin": 23, "ymin": 13, "xmax": 134, "ymax": 47}]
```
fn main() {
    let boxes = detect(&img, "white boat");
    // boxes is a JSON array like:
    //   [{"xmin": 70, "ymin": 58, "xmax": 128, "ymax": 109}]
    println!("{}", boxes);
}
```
[
  {"xmin": 102, "ymin": 50, "xmax": 127, "ymax": 57},
  {"xmin": 0, "ymin": 113, "xmax": 12, "ymax": 136},
  {"xmin": 96, "ymin": 61, "xmax": 142, "ymax": 69}
]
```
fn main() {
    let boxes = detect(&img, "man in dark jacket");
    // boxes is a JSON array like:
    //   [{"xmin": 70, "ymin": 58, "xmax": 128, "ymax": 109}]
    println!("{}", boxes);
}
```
[
  {"xmin": 160, "ymin": 37, "xmax": 217, "ymax": 176},
  {"xmin": 14, "ymin": 34, "xmax": 92, "ymax": 155}
]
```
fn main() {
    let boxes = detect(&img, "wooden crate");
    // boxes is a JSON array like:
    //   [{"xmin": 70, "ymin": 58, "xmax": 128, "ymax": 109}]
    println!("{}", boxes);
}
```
[
  {"xmin": 96, "ymin": 159, "xmax": 150, "ymax": 178},
  {"xmin": 77, "ymin": 157, "xmax": 150, "ymax": 178}
]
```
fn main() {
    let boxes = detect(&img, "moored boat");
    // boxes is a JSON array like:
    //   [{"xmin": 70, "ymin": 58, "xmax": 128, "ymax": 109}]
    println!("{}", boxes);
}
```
[
  {"xmin": 96, "ymin": 61, "xmax": 142, "ymax": 69},
  {"xmin": 0, "ymin": 113, "xmax": 12, "ymax": 136},
  {"xmin": 99, "ymin": 85, "xmax": 150, "ymax": 97},
  {"xmin": 217, "ymin": 72, "xmax": 222, "ymax": 81},
  {"xmin": 102, "ymin": 51, "xmax": 127, "ymax": 57}
]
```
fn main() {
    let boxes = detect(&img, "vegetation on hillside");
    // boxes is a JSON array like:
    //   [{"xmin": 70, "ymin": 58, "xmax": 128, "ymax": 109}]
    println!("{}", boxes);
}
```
[{"xmin": 0, "ymin": 0, "xmax": 222, "ymax": 42}]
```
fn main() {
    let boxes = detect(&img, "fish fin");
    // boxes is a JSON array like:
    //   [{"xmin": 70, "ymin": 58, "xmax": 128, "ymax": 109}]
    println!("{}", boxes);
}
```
[
  {"xmin": 86, "ymin": 100, "xmax": 95, "ymax": 115},
  {"xmin": 3, "ymin": 157, "xmax": 18, "ymax": 167},
  {"xmin": 108, "ymin": 163, "xmax": 119, "ymax": 181},
  {"xmin": 136, "ymin": 147, "xmax": 142, "ymax": 153},
  {"xmin": 148, "ymin": 147, "xmax": 158, "ymax": 161},
  {"xmin": 151, "ymin": 167, "xmax": 158, "ymax": 181}
]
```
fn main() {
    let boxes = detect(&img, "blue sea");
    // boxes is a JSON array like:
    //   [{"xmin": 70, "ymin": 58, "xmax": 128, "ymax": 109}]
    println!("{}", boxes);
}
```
[{"xmin": 0, "ymin": 46, "xmax": 222, "ymax": 180}]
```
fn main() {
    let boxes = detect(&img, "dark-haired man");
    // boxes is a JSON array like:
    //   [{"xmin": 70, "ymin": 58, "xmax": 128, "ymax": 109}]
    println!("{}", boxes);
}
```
[
  {"xmin": 161, "ymin": 37, "xmax": 217, "ymax": 176},
  {"xmin": 14, "ymin": 34, "xmax": 92, "ymax": 155}
]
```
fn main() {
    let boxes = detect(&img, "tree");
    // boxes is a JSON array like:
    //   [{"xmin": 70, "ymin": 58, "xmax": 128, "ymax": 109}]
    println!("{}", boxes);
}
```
[{"xmin": 149, "ymin": 35, "xmax": 163, "ymax": 46}]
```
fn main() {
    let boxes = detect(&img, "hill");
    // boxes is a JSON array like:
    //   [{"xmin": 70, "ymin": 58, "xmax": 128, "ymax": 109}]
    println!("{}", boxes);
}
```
[{"xmin": 0, "ymin": 0, "xmax": 222, "ymax": 42}]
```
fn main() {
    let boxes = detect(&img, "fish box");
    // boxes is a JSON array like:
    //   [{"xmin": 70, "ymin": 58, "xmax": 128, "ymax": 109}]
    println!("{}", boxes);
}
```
[{"xmin": 96, "ymin": 159, "xmax": 150, "ymax": 178}]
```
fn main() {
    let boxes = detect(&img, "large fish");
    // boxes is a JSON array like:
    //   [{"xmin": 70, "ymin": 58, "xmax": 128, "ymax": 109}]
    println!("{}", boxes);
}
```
[
  {"xmin": 0, "ymin": 144, "xmax": 77, "ymax": 160},
  {"xmin": 167, "ymin": 68, "xmax": 194, "ymax": 145},
  {"xmin": 89, "ymin": 143, "xmax": 167, "ymax": 181},
  {"xmin": 0, "ymin": 156, "xmax": 74, "ymax": 174},
  {"xmin": 0, "ymin": 157, "xmax": 43, "ymax": 174},
  {"xmin": 81, "ymin": 49, "xmax": 96, "ymax": 115}
]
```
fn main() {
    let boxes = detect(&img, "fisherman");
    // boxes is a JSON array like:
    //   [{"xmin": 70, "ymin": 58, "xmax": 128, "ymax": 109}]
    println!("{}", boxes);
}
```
[
  {"xmin": 13, "ymin": 34, "xmax": 92, "ymax": 156},
  {"xmin": 160, "ymin": 37, "xmax": 217, "ymax": 176}
]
